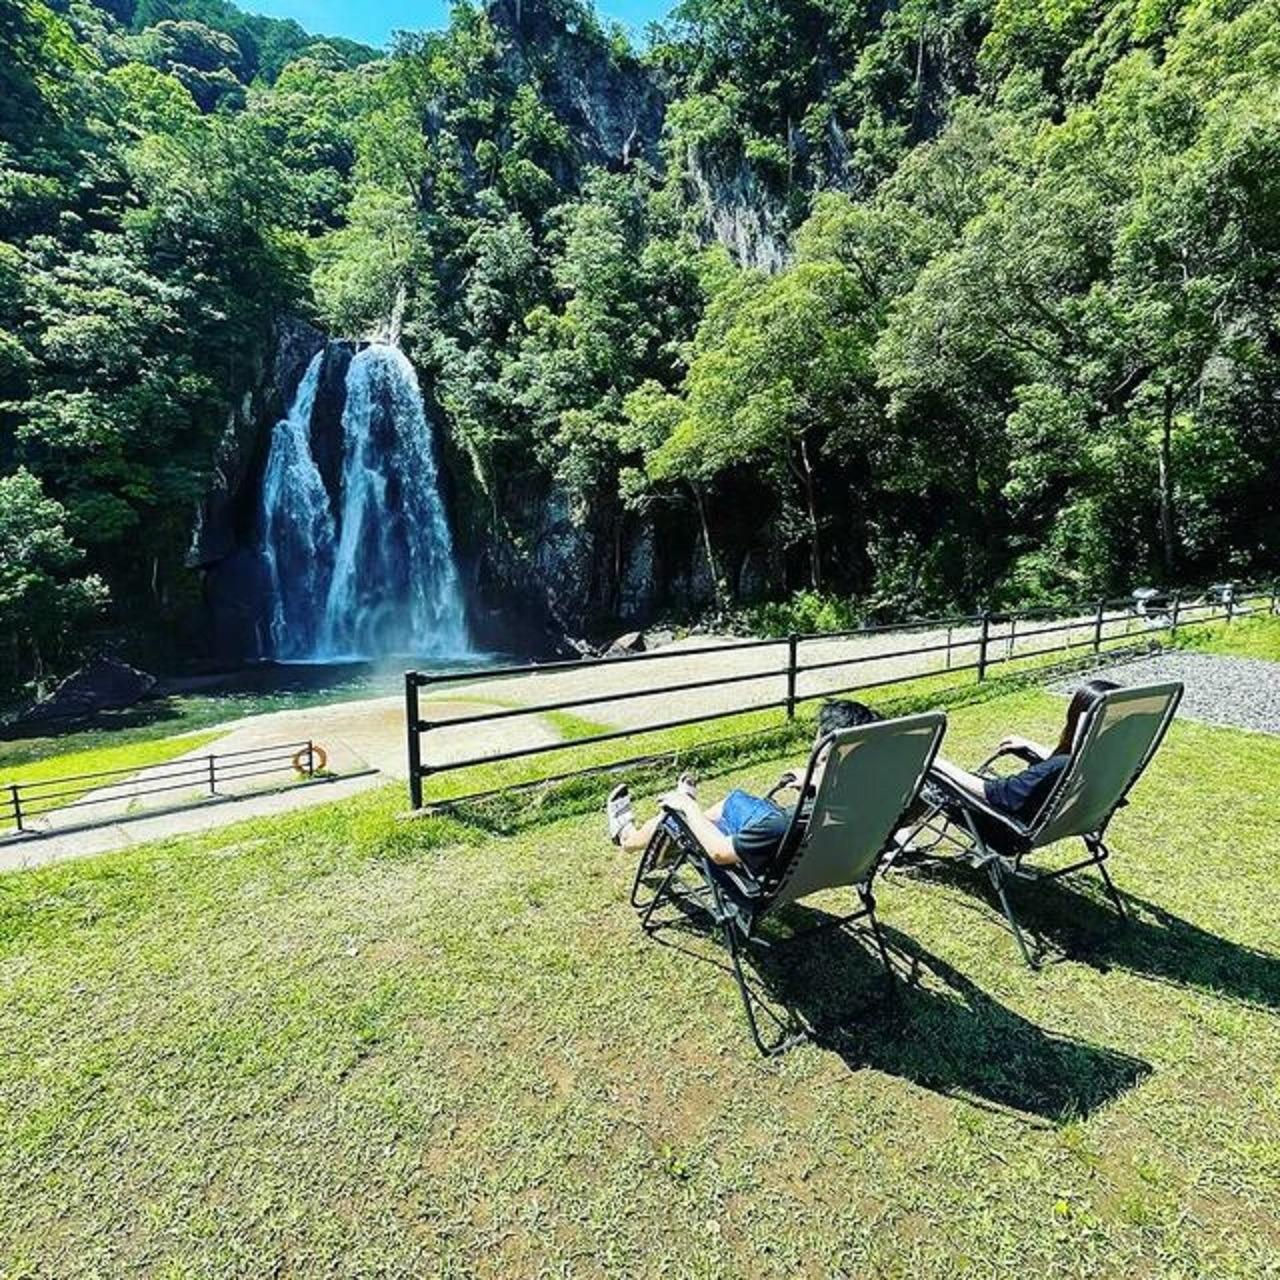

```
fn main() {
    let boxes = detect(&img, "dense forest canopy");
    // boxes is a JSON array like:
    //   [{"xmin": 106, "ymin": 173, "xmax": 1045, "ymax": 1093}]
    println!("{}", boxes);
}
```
[{"xmin": 1, "ymin": 0, "xmax": 1278, "ymax": 687}]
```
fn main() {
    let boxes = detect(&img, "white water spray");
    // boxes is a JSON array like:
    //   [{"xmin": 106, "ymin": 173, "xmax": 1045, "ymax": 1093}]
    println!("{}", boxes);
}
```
[
  {"xmin": 259, "ymin": 351, "xmax": 334, "ymax": 659},
  {"xmin": 257, "ymin": 343, "xmax": 470, "ymax": 661}
]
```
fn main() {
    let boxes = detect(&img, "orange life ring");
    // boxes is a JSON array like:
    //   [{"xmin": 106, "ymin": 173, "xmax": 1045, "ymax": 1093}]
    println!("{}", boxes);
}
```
[{"xmin": 293, "ymin": 744, "xmax": 327, "ymax": 775}]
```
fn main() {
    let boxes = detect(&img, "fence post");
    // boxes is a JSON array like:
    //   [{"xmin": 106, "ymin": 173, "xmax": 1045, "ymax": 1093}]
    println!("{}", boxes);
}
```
[
  {"xmin": 1226, "ymin": 586, "xmax": 1235, "ymax": 624},
  {"xmin": 8, "ymin": 784, "xmax": 22, "ymax": 834},
  {"xmin": 306, "ymin": 739, "xmax": 316, "ymax": 779},
  {"xmin": 945, "ymin": 625, "xmax": 953, "ymax": 671},
  {"xmin": 785, "ymin": 634, "xmax": 798, "ymax": 721},
  {"xmin": 1271, "ymin": 580, "xmax": 1279, "ymax": 617},
  {"xmin": 207, "ymin": 754, "xmax": 217, "ymax": 796},
  {"xmin": 977, "ymin": 611, "xmax": 991, "ymax": 682},
  {"xmin": 1093, "ymin": 598, "xmax": 1105, "ymax": 654},
  {"xmin": 406, "ymin": 671, "xmax": 424, "ymax": 810},
  {"xmin": 1170, "ymin": 590, "xmax": 1181, "ymax": 637}
]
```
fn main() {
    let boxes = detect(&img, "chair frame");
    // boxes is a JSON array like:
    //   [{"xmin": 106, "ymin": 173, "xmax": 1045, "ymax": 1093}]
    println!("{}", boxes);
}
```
[
  {"xmin": 630, "ymin": 714, "xmax": 946, "ymax": 1055},
  {"xmin": 895, "ymin": 682, "xmax": 1184, "ymax": 967}
]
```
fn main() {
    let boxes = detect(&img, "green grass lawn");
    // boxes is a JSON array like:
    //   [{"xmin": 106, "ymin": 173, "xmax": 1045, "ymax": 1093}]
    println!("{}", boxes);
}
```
[
  {"xmin": 1, "ymin": 680, "xmax": 1277, "ymax": 1276},
  {"xmin": 0, "ymin": 731, "xmax": 224, "ymax": 822},
  {"xmin": 1177, "ymin": 613, "xmax": 1280, "ymax": 662}
]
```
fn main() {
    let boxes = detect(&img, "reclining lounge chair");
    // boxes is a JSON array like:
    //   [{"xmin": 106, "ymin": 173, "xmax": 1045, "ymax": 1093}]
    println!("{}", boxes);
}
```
[
  {"xmin": 899, "ymin": 681, "xmax": 1183, "ymax": 967},
  {"xmin": 631, "ymin": 712, "xmax": 947, "ymax": 1055}
]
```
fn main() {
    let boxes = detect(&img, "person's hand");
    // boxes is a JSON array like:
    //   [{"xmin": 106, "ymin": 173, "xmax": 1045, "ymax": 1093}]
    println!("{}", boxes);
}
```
[
  {"xmin": 998, "ymin": 734, "xmax": 1030, "ymax": 754},
  {"xmin": 661, "ymin": 790, "xmax": 695, "ymax": 815},
  {"xmin": 775, "ymin": 768, "xmax": 800, "ymax": 790}
]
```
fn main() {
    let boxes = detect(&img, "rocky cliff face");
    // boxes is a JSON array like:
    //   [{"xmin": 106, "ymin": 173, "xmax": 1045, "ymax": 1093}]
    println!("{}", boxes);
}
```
[
  {"xmin": 188, "ymin": 317, "xmax": 326, "ymax": 572},
  {"xmin": 489, "ymin": 0, "xmax": 665, "ymax": 173}
]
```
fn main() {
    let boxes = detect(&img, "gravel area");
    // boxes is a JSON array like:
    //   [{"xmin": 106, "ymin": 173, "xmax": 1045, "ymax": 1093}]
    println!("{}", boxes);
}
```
[{"xmin": 1051, "ymin": 650, "xmax": 1280, "ymax": 736}]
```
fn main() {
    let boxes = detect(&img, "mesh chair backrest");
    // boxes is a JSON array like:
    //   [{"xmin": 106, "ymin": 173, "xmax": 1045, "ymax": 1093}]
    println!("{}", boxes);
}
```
[
  {"xmin": 769, "ymin": 712, "xmax": 946, "ymax": 911},
  {"xmin": 1032, "ymin": 681, "xmax": 1183, "ymax": 847}
]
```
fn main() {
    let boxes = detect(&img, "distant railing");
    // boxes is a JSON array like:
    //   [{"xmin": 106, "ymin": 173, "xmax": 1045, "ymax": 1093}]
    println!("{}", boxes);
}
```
[
  {"xmin": 2, "ymin": 739, "xmax": 326, "ymax": 840},
  {"xmin": 404, "ymin": 582, "xmax": 1277, "ymax": 810}
]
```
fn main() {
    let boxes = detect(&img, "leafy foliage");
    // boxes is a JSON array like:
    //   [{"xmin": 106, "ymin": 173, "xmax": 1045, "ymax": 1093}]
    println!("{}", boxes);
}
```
[{"xmin": 2, "ymin": 0, "xmax": 1278, "ymax": 690}]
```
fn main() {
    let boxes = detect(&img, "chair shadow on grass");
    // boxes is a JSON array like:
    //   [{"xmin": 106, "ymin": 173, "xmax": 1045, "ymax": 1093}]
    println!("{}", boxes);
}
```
[
  {"xmin": 895, "ymin": 856, "xmax": 1280, "ymax": 1010},
  {"xmin": 644, "ymin": 895, "xmax": 1150, "ymax": 1124}
]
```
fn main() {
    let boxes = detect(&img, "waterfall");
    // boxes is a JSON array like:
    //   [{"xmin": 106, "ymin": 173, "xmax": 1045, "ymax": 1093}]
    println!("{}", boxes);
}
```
[
  {"xmin": 318, "ymin": 345, "xmax": 470, "ymax": 658},
  {"xmin": 257, "ymin": 342, "xmax": 470, "ymax": 661},
  {"xmin": 260, "ymin": 352, "xmax": 334, "ymax": 659}
]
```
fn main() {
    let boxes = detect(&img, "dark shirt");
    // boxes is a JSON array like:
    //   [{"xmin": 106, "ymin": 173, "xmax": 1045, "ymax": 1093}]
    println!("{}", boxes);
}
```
[
  {"xmin": 983, "ymin": 754, "xmax": 1068, "ymax": 824},
  {"xmin": 730, "ymin": 790, "xmax": 820, "ymax": 874},
  {"xmin": 732, "ymin": 805, "xmax": 794, "ymax": 873}
]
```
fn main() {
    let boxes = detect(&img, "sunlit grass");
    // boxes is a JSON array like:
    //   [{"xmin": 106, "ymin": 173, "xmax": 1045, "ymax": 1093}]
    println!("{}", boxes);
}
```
[
  {"xmin": 1, "ymin": 682, "xmax": 1277, "ymax": 1276},
  {"xmin": 0, "ymin": 732, "xmax": 225, "ymax": 823}
]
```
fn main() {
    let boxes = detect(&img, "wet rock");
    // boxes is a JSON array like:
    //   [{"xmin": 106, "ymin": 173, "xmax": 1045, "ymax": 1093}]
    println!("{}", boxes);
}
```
[
  {"xmin": 559, "ymin": 635, "xmax": 599, "ymax": 659},
  {"xmin": 607, "ymin": 630, "xmax": 646, "ymax": 656},
  {"xmin": 15, "ymin": 657, "xmax": 156, "ymax": 727}
]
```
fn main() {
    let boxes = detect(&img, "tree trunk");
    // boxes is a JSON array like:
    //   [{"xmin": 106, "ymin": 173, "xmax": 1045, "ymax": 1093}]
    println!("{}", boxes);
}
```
[
  {"xmin": 798, "ymin": 436, "xmax": 823, "ymax": 591},
  {"xmin": 689, "ymin": 482, "xmax": 726, "ymax": 611},
  {"xmin": 611, "ymin": 514, "xmax": 624, "ymax": 614},
  {"xmin": 1158, "ymin": 383, "xmax": 1177, "ymax": 578}
]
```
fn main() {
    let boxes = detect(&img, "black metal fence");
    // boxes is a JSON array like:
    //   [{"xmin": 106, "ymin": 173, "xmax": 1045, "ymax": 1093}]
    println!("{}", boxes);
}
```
[
  {"xmin": 2, "ymin": 739, "xmax": 324, "ymax": 839},
  {"xmin": 404, "ymin": 583, "xmax": 1278, "ymax": 810}
]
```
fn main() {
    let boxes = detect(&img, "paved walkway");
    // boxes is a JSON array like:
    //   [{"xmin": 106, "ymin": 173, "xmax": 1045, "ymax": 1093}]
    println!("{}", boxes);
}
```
[
  {"xmin": 0, "ymin": 772, "xmax": 384, "ymax": 874},
  {"xmin": 1, "ymin": 697, "xmax": 559, "ymax": 874}
]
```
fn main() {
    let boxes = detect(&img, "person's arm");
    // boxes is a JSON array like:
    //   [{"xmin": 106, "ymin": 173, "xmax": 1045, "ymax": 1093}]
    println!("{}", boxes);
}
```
[
  {"xmin": 661, "ymin": 792, "xmax": 739, "ymax": 865},
  {"xmin": 930, "ymin": 755, "xmax": 989, "ymax": 801},
  {"xmin": 998, "ymin": 733, "xmax": 1053, "ymax": 761}
]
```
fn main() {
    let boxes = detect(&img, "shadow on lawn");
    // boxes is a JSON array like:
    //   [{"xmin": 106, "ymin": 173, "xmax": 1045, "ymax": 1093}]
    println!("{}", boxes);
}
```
[
  {"xmin": 647, "ymin": 901, "xmax": 1150, "ymax": 1123},
  {"xmin": 899, "ymin": 858, "xmax": 1280, "ymax": 1009}
]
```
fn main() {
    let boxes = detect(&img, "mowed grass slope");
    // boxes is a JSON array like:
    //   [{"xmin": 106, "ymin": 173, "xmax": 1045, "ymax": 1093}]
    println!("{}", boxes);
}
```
[
  {"xmin": 0, "ymin": 732, "xmax": 224, "ymax": 791},
  {"xmin": 1, "ymin": 687, "xmax": 1278, "ymax": 1277}
]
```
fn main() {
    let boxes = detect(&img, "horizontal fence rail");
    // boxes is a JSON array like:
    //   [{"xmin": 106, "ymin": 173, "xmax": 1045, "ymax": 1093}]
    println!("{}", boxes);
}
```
[
  {"xmin": 405, "ymin": 582, "xmax": 1278, "ymax": 810},
  {"xmin": 2, "ymin": 739, "xmax": 325, "ymax": 839}
]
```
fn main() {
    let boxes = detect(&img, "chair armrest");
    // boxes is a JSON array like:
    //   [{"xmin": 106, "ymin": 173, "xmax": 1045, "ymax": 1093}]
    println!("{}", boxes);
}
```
[
  {"xmin": 926, "ymin": 768, "xmax": 1033, "ymax": 839},
  {"xmin": 658, "ymin": 807, "xmax": 769, "ymax": 897},
  {"xmin": 976, "ymin": 744, "xmax": 1046, "ymax": 778},
  {"xmin": 764, "ymin": 770, "xmax": 810, "ymax": 802}
]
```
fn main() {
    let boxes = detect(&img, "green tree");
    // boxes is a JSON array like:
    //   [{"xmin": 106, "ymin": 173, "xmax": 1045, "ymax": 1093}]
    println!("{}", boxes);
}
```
[{"xmin": 0, "ymin": 468, "xmax": 108, "ymax": 685}]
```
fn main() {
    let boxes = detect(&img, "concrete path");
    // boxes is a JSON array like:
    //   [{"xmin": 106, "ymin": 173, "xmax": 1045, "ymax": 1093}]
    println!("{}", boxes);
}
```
[
  {"xmin": 0, "ymin": 772, "xmax": 384, "ymax": 874},
  {"xmin": 1, "ymin": 697, "xmax": 559, "ymax": 874}
]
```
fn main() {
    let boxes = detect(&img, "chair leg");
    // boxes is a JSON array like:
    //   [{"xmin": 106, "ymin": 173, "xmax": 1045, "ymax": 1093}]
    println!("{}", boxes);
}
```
[
  {"xmin": 719, "ymin": 919, "xmax": 805, "ymax": 1058},
  {"xmin": 639, "ymin": 848, "xmax": 689, "ymax": 933},
  {"xmin": 988, "ymin": 861, "xmax": 1039, "ymax": 969},
  {"xmin": 701, "ymin": 880, "xmax": 803, "ymax": 1057},
  {"xmin": 859, "ymin": 887, "xmax": 897, "ymax": 994},
  {"xmin": 630, "ymin": 826, "xmax": 670, "ymax": 910},
  {"xmin": 1090, "ymin": 840, "xmax": 1127, "ymax": 920}
]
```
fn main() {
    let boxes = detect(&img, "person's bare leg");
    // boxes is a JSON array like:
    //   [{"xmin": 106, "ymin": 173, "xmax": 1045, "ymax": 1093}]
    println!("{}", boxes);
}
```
[
  {"xmin": 618, "ymin": 813, "xmax": 662, "ymax": 852},
  {"xmin": 620, "ymin": 793, "xmax": 725, "ymax": 851}
]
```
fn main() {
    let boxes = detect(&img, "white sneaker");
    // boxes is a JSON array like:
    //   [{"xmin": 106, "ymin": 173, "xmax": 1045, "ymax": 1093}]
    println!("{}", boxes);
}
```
[{"xmin": 606, "ymin": 784, "xmax": 635, "ymax": 846}]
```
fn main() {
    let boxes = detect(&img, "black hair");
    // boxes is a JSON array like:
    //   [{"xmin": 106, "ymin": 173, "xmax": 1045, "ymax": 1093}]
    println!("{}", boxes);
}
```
[
  {"xmin": 1054, "ymin": 679, "xmax": 1120, "ymax": 755},
  {"xmin": 817, "ymin": 699, "xmax": 883, "ymax": 738}
]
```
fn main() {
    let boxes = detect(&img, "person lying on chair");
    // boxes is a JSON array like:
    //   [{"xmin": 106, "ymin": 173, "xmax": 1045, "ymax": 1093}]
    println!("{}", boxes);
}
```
[
  {"xmin": 927, "ymin": 679, "xmax": 1120, "ymax": 823},
  {"xmin": 605, "ymin": 699, "xmax": 882, "ymax": 873}
]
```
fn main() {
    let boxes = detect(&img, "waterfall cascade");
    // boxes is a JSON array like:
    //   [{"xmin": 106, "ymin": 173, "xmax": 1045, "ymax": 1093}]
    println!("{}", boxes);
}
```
[{"xmin": 257, "ymin": 342, "xmax": 470, "ymax": 661}]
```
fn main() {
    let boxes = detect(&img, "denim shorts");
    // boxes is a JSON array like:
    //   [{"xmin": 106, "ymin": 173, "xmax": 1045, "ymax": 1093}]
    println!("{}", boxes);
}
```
[{"xmin": 715, "ymin": 789, "xmax": 784, "ymax": 836}]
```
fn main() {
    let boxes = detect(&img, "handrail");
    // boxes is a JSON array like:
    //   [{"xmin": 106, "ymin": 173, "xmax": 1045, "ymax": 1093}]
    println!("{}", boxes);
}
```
[
  {"xmin": 2, "ymin": 739, "xmax": 325, "ymax": 837},
  {"xmin": 403, "ymin": 579, "xmax": 1277, "ymax": 810}
]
